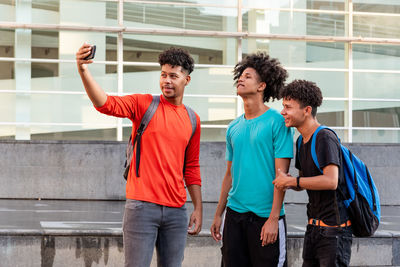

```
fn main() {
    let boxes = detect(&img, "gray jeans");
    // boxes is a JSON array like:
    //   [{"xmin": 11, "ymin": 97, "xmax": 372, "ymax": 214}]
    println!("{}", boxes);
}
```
[{"xmin": 123, "ymin": 199, "xmax": 188, "ymax": 267}]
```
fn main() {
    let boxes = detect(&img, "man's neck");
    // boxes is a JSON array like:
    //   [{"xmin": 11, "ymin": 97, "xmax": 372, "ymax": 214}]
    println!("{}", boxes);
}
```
[
  {"xmin": 162, "ymin": 94, "xmax": 183, "ymax": 106},
  {"xmin": 297, "ymin": 118, "xmax": 320, "ymax": 143},
  {"xmin": 242, "ymin": 95, "xmax": 268, "ymax": 120}
]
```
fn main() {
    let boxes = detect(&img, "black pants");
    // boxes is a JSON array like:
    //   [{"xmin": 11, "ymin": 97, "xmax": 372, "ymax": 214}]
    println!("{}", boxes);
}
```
[
  {"xmin": 302, "ymin": 224, "xmax": 352, "ymax": 267},
  {"xmin": 221, "ymin": 207, "xmax": 287, "ymax": 267}
]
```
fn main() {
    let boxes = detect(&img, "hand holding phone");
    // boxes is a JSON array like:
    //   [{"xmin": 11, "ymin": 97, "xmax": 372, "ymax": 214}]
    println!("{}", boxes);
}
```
[{"xmin": 84, "ymin": 45, "xmax": 96, "ymax": 60}]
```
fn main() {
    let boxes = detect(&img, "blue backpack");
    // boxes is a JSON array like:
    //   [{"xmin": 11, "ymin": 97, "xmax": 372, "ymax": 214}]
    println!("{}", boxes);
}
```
[{"xmin": 297, "ymin": 125, "xmax": 381, "ymax": 237}]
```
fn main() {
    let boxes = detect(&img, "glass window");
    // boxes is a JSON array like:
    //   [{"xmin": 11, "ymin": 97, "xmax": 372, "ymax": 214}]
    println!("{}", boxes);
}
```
[
  {"xmin": 29, "ymin": 62, "xmax": 118, "ymax": 93},
  {"xmin": 305, "ymin": 0, "xmax": 345, "ymax": 11},
  {"xmin": 0, "ymin": 60, "xmax": 14, "ymax": 81},
  {"xmin": 0, "ymin": 125, "xmax": 15, "ymax": 140},
  {"xmin": 0, "ymin": 30, "xmax": 14, "ymax": 71},
  {"xmin": 31, "ymin": 0, "xmax": 59, "ymax": 24},
  {"xmin": 122, "ymin": 34, "xmax": 237, "ymax": 66},
  {"xmin": 317, "ymin": 100, "xmax": 345, "ymax": 127},
  {"xmin": 123, "ymin": 2, "xmax": 237, "ymax": 32},
  {"xmin": 32, "ymin": 62, "xmax": 58, "ymax": 78},
  {"xmin": 32, "ymin": 30, "xmax": 59, "ymax": 59},
  {"xmin": 353, "ymin": 101, "xmax": 400, "ymax": 128},
  {"xmin": 58, "ymin": 0, "xmax": 117, "ymax": 27},
  {"xmin": 184, "ymin": 95, "xmax": 238, "ymax": 122},
  {"xmin": 353, "ymin": 1, "xmax": 400, "ymax": 14},
  {"xmin": 243, "ymin": 0, "xmax": 345, "ymax": 10},
  {"xmin": 353, "ymin": 129, "xmax": 400, "ymax": 143},
  {"xmin": 242, "ymin": 40, "xmax": 346, "ymax": 69},
  {"xmin": 243, "ymin": 9, "xmax": 345, "ymax": 37},
  {"xmin": 287, "ymin": 70, "xmax": 346, "ymax": 98},
  {"xmin": 135, "ymin": 0, "xmax": 237, "ymax": 5},
  {"xmin": 30, "ymin": 125, "xmax": 118, "ymax": 141},
  {"xmin": 31, "ymin": 30, "xmax": 59, "ymax": 79},
  {"xmin": 0, "ymin": 92, "xmax": 15, "ymax": 122},
  {"xmin": 29, "ymin": 93, "xmax": 107, "ymax": 124},
  {"xmin": 123, "ymin": 65, "xmax": 236, "ymax": 96},
  {"xmin": 353, "ymin": 14, "xmax": 400, "ymax": 39},
  {"xmin": 200, "ymin": 127, "xmax": 228, "ymax": 142},
  {"xmin": 123, "ymin": 65, "xmax": 160, "ymax": 94},
  {"xmin": 353, "ymin": 44, "xmax": 400, "ymax": 70},
  {"xmin": 354, "ymin": 72, "xmax": 400, "ymax": 99},
  {"xmin": 0, "ymin": 0, "xmax": 15, "ymax": 22}
]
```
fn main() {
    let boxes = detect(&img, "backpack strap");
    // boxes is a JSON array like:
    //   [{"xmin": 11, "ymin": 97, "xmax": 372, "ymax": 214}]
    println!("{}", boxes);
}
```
[
  {"xmin": 184, "ymin": 105, "xmax": 197, "ymax": 139},
  {"xmin": 308, "ymin": 125, "xmax": 343, "ymax": 226},
  {"xmin": 182, "ymin": 105, "xmax": 197, "ymax": 176},
  {"xmin": 123, "ymin": 95, "xmax": 160, "ymax": 179},
  {"xmin": 124, "ymin": 96, "xmax": 197, "ymax": 180},
  {"xmin": 309, "ymin": 125, "xmax": 328, "ymax": 174},
  {"xmin": 297, "ymin": 135, "xmax": 302, "ymax": 169}
]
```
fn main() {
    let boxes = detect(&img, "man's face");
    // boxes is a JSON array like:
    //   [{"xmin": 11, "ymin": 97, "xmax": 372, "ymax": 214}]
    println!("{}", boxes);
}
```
[
  {"xmin": 159, "ymin": 64, "xmax": 190, "ymax": 102},
  {"xmin": 281, "ymin": 98, "xmax": 307, "ymax": 128},
  {"xmin": 236, "ymin": 67, "xmax": 265, "ymax": 97}
]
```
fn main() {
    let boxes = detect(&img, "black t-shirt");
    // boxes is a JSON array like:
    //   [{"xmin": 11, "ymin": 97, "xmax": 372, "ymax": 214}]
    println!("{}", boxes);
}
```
[{"xmin": 295, "ymin": 129, "xmax": 349, "ymax": 225}]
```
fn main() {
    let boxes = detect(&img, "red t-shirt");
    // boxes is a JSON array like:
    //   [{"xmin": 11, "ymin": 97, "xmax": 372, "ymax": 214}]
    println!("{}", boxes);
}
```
[{"xmin": 96, "ymin": 94, "xmax": 201, "ymax": 207}]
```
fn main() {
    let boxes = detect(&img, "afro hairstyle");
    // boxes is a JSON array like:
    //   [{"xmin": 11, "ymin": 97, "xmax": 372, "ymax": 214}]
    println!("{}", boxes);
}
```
[{"xmin": 233, "ymin": 52, "xmax": 288, "ymax": 102}]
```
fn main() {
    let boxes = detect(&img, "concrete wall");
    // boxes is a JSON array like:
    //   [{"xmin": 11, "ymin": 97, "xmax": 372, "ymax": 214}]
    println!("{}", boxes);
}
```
[
  {"xmin": 0, "ymin": 141, "xmax": 399, "ymax": 205},
  {"xmin": 0, "ymin": 234, "xmax": 398, "ymax": 267}
]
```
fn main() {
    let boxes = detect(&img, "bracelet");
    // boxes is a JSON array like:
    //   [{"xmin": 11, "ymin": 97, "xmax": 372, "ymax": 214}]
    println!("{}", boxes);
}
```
[{"xmin": 296, "ymin": 176, "xmax": 301, "ymax": 189}]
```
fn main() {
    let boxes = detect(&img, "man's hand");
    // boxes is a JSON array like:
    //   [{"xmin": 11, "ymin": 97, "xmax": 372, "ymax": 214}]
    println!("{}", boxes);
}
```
[
  {"xmin": 273, "ymin": 168, "xmax": 293, "ymax": 190},
  {"xmin": 260, "ymin": 217, "xmax": 279, "ymax": 246},
  {"xmin": 210, "ymin": 215, "xmax": 223, "ymax": 242},
  {"xmin": 188, "ymin": 208, "xmax": 202, "ymax": 235},
  {"xmin": 76, "ymin": 43, "xmax": 94, "ymax": 72}
]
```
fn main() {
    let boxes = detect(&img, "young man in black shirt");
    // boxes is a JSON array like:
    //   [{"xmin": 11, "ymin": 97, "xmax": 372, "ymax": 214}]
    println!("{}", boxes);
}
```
[{"xmin": 273, "ymin": 80, "xmax": 352, "ymax": 267}]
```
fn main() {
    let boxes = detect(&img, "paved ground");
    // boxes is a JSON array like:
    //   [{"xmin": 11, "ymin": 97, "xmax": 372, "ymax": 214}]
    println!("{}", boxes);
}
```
[{"xmin": 0, "ymin": 200, "xmax": 399, "ymax": 237}]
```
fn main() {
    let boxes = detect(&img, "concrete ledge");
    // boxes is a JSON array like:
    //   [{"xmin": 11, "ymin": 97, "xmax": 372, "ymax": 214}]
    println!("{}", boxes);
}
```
[
  {"xmin": 0, "ymin": 234, "xmax": 398, "ymax": 267},
  {"xmin": 1, "ymin": 200, "xmax": 399, "ymax": 266},
  {"xmin": 1, "ymin": 141, "xmax": 399, "ymax": 204}
]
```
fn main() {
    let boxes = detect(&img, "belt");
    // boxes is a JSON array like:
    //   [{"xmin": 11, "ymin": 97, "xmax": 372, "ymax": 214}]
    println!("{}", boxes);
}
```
[{"xmin": 308, "ymin": 218, "xmax": 351, "ymax": 228}]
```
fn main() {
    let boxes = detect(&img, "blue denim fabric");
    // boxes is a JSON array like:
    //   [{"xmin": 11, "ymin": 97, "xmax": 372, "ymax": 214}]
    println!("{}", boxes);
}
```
[{"xmin": 123, "ymin": 199, "xmax": 188, "ymax": 267}]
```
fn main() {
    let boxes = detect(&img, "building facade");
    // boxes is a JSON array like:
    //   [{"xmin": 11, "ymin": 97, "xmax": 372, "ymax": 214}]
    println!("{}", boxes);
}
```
[{"xmin": 0, "ymin": 0, "xmax": 399, "ymax": 142}]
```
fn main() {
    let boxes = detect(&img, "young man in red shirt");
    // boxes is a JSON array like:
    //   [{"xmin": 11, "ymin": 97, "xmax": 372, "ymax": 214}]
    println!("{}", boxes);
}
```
[{"xmin": 76, "ymin": 44, "xmax": 202, "ymax": 267}]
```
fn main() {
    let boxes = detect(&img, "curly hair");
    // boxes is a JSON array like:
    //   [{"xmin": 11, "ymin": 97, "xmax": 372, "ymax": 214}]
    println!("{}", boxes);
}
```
[
  {"xmin": 158, "ymin": 47, "xmax": 194, "ymax": 74},
  {"xmin": 280, "ymin": 79, "xmax": 323, "ymax": 117},
  {"xmin": 233, "ymin": 53, "xmax": 288, "ymax": 102}
]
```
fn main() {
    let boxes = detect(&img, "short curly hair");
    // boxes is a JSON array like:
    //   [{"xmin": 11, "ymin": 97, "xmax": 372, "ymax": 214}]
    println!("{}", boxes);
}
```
[
  {"xmin": 233, "ymin": 53, "xmax": 288, "ymax": 102},
  {"xmin": 158, "ymin": 47, "xmax": 194, "ymax": 74},
  {"xmin": 280, "ymin": 79, "xmax": 323, "ymax": 117}
]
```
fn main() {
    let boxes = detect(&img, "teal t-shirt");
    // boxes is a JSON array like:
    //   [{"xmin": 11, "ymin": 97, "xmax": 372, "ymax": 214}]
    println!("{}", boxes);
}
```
[{"xmin": 226, "ymin": 108, "xmax": 294, "ymax": 218}]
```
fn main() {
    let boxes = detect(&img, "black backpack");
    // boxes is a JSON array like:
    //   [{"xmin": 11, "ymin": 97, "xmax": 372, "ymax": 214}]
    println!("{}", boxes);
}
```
[{"xmin": 123, "ymin": 95, "xmax": 197, "ymax": 180}]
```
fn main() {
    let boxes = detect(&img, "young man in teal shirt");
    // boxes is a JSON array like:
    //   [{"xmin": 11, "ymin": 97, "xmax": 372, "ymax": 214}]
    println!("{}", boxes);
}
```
[{"xmin": 211, "ymin": 53, "xmax": 293, "ymax": 267}]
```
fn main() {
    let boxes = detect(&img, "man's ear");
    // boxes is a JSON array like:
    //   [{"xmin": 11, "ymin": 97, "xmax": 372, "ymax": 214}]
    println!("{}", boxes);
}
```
[
  {"xmin": 185, "ymin": 75, "xmax": 191, "ymax": 85},
  {"xmin": 257, "ymin": 82, "xmax": 266, "ymax": 92},
  {"xmin": 305, "ymin": 106, "xmax": 313, "ymax": 116}
]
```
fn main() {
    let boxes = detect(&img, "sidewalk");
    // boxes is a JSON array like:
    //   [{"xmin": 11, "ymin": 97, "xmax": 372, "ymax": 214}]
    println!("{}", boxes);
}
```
[{"xmin": 1, "ymin": 199, "xmax": 399, "ymax": 236}]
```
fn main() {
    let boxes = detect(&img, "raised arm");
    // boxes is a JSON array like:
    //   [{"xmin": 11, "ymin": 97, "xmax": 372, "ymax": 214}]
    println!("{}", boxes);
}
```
[{"xmin": 76, "ymin": 43, "xmax": 107, "ymax": 107}]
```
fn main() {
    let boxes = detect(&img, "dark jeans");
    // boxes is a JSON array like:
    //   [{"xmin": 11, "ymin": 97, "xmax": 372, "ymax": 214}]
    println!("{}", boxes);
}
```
[
  {"xmin": 222, "ymin": 207, "xmax": 287, "ymax": 267},
  {"xmin": 302, "ymin": 224, "xmax": 352, "ymax": 267}
]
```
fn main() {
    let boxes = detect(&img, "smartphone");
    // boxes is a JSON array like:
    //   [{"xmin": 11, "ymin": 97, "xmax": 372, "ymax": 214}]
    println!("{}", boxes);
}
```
[{"xmin": 84, "ymin": 45, "xmax": 96, "ymax": 60}]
